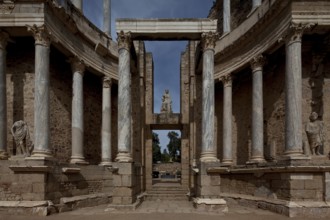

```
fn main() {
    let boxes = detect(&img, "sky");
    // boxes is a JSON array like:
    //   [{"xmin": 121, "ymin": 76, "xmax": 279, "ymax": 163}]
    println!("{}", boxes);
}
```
[{"xmin": 83, "ymin": 0, "xmax": 214, "ymax": 150}]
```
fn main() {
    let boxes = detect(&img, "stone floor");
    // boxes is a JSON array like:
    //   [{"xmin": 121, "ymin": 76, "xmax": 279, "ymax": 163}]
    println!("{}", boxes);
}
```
[{"xmin": 0, "ymin": 200, "xmax": 323, "ymax": 220}]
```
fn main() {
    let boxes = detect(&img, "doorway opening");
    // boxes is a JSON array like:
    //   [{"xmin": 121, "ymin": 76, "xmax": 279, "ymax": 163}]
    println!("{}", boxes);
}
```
[{"xmin": 152, "ymin": 130, "xmax": 181, "ymax": 185}]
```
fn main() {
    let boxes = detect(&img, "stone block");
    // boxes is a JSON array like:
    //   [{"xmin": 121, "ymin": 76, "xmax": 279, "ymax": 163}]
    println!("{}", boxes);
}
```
[
  {"xmin": 325, "ymin": 172, "xmax": 330, "ymax": 202},
  {"xmin": 290, "ymin": 189, "xmax": 316, "ymax": 200},
  {"xmin": 112, "ymin": 196, "xmax": 122, "ymax": 204},
  {"xmin": 112, "ymin": 175, "xmax": 122, "ymax": 186},
  {"xmin": 122, "ymin": 175, "xmax": 132, "ymax": 187},
  {"xmin": 11, "ymin": 183, "xmax": 32, "ymax": 193},
  {"xmin": 112, "ymin": 187, "xmax": 133, "ymax": 197},
  {"xmin": 33, "ymin": 183, "xmax": 46, "ymax": 193},
  {"xmin": 122, "ymin": 196, "xmax": 135, "ymax": 204},
  {"xmin": 271, "ymin": 180, "xmax": 289, "ymax": 189},
  {"xmin": 304, "ymin": 180, "xmax": 323, "ymax": 190},
  {"xmin": 289, "ymin": 180, "xmax": 304, "ymax": 190}
]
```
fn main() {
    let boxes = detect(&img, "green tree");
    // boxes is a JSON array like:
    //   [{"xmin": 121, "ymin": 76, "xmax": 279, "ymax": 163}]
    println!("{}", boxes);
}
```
[
  {"xmin": 152, "ymin": 132, "xmax": 162, "ymax": 163},
  {"xmin": 161, "ymin": 149, "xmax": 170, "ymax": 162},
  {"xmin": 167, "ymin": 131, "xmax": 181, "ymax": 162}
]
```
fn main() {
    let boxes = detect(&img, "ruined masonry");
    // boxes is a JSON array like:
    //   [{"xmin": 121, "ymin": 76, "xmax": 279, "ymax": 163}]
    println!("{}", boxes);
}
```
[{"xmin": 0, "ymin": 0, "xmax": 330, "ymax": 218}]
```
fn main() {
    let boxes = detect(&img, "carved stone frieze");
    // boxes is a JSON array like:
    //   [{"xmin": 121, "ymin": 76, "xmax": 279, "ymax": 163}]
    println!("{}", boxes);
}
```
[
  {"xmin": 201, "ymin": 31, "xmax": 219, "ymax": 51},
  {"xmin": 27, "ymin": 24, "xmax": 51, "ymax": 47},
  {"xmin": 250, "ymin": 55, "xmax": 266, "ymax": 71},
  {"xmin": 0, "ymin": 30, "xmax": 9, "ymax": 50},
  {"xmin": 117, "ymin": 31, "xmax": 131, "ymax": 50},
  {"xmin": 220, "ymin": 74, "xmax": 232, "ymax": 87},
  {"xmin": 103, "ymin": 76, "xmax": 112, "ymax": 88},
  {"xmin": 0, "ymin": 0, "xmax": 15, "ymax": 14},
  {"xmin": 68, "ymin": 56, "xmax": 85, "ymax": 74}
]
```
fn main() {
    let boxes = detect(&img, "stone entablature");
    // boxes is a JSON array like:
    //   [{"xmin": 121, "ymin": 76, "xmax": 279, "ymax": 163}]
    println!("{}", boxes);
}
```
[
  {"xmin": 116, "ymin": 18, "xmax": 218, "ymax": 40},
  {"xmin": 213, "ymin": 0, "xmax": 329, "ymax": 79},
  {"xmin": 0, "ymin": 0, "xmax": 118, "ymax": 79}
]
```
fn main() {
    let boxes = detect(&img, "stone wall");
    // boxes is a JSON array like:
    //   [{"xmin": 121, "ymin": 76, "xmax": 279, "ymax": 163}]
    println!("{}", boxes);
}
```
[{"xmin": 220, "ymin": 172, "xmax": 324, "ymax": 202}]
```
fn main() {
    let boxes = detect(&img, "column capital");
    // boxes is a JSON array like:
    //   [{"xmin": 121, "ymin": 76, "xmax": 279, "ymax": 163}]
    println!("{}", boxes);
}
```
[
  {"xmin": 27, "ymin": 24, "xmax": 51, "ymax": 47},
  {"xmin": 0, "ymin": 30, "xmax": 9, "ymax": 50},
  {"xmin": 117, "ymin": 31, "xmax": 131, "ymax": 51},
  {"xmin": 68, "ymin": 57, "xmax": 85, "ymax": 74},
  {"xmin": 103, "ymin": 76, "xmax": 112, "ymax": 88},
  {"xmin": 220, "ymin": 74, "xmax": 232, "ymax": 87},
  {"xmin": 201, "ymin": 31, "xmax": 219, "ymax": 51},
  {"xmin": 282, "ymin": 23, "xmax": 315, "ymax": 44},
  {"xmin": 250, "ymin": 55, "xmax": 266, "ymax": 72}
]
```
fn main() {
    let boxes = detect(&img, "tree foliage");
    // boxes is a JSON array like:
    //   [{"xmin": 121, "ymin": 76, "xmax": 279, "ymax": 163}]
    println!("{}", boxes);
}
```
[
  {"xmin": 167, "ymin": 131, "xmax": 181, "ymax": 162},
  {"xmin": 152, "ymin": 132, "xmax": 162, "ymax": 163}
]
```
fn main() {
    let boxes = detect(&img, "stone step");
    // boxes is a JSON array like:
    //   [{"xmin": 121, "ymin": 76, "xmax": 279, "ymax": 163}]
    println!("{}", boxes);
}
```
[
  {"xmin": 145, "ymin": 194, "xmax": 188, "ymax": 201},
  {"xmin": 147, "ymin": 190, "xmax": 187, "ymax": 194}
]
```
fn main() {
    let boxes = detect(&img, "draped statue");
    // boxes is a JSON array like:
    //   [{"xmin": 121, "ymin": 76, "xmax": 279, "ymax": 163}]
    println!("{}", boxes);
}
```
[
  {"xmin": 160, "ymin": 89, "xmax": 173, "ymax": 114},
  {"xmin": 11, "ymin": 120, "xmax": 34, "ymax": 157}
]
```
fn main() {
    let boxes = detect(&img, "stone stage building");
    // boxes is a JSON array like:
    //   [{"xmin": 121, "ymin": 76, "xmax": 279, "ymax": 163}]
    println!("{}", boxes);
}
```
[{"xmin": 0, "ymin": 0, "xmax": 330, "ymax": 218}]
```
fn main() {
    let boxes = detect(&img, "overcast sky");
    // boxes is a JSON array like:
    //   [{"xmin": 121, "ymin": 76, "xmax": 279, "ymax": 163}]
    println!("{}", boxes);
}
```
[{"xmin": 83, "ymin": 0, "xmax": 214, "ymax": 150}]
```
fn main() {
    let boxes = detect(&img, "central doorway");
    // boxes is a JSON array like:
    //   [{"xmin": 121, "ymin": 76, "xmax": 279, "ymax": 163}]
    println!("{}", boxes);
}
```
[{"xmin": 152, "ymin": 130, "xmax": 181, "ymax": 186}]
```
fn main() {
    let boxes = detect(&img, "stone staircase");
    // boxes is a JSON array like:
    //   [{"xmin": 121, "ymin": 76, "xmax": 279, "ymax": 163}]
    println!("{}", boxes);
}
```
[{"xmin": 145, "ymin": 183, "xmax": 189, "ymax": 201}]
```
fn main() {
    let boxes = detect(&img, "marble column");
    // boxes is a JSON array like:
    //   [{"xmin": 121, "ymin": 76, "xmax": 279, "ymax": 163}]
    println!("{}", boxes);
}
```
[
  {"xmin": 115, "ymin": 31, "xmax": 132, "ymax": 162},
  {"xmin": 70, "ymin": 57, "xmax": 87, "ymax": 164},
  {"xmin": 249, "ymin": 55, "xmax": 266, "ymax": 163},
  {"xmin": 252, "ymin": 0, "xmax": 262, "ymax": 9},
  {"xmin": 100, "ymin": 76, "xmax": 112, "ymax": 166},
  {"xmin": 221, "ymin": 75, "xmax": 233, "ymax": 165},
  {"xmin": 223, "ymin": 0, "xmax": 231, "ymax": 34},
  {"xmin": 71, "ymin": 0, "xmax": 83, "ymax": 11},
  {"xmin": 0, "ymin": 31, "xmax": 8, "ymax": 160},
  {"xmin": 103, "ymin": 0, "xmax": 111, "ymax": 36},
  {"xmin": 284, "ymin": 24, "xmax": 310, "ymax": 157},
  {"xmin": 28, "ymin": 25, "xmax": 52, "ymax": 157},
  {"xmin": 200, "ymin": 32, "xmax": 219, "ymax": 163}
]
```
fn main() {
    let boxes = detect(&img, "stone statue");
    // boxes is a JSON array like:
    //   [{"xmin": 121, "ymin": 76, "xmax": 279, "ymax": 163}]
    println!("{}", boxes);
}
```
[
  {"xmin": 305, "ymin": 112, "xmax": 324, "ymax": 155},
  {"xmin": 160, "ymin": 89, "xmax": 173, "ymax": 113},
  {"xmin": 11, "ymin": 120, "xmax": 34, "ymax": 157}
]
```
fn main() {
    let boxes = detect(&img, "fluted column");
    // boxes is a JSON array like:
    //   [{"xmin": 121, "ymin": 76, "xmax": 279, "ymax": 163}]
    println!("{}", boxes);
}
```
[
  {"xmin": 103, "ymin": 0, "xmax": 111, "ymax": 36},
  {"xmin": 28, "ymin": 25, "xmax": 52, "ymax": 158},
  {"xmin": 249, "ymin": 55, "xmax": 266, "ymax": 163},
  {"xmin": 200, "ymin": 32, "xmax": 219, "ymax": 163},
  {"xmin": 100, "ymin": 76, "xmax": 112, "ymax": 166},
  {"xmin": 0, "ymin": 31, "xmax": 8, "ymax": 160},
  {"xmin": 223, "ymin": 0, "xmax": 231, "ymax": 34},
  {"xmin": 284, "ymin": 23, "xmax": 311, "ymax": 157},
  {"xmin": 115, "ymin": 31, "xmax": 132, "ymax": 162},
  {"xmin": 69, "ymin": 57, "xmax": 87, "ymax": 164},
  {"xmin": 221, "ymin": 75, "xmax": 233, "ymax": 165},
  {"xmin": 252, "ymin": 0, "xmax": 262, "ymax": 9},
  {"xmin": 71, "ymin": 0, "xmax": 83, "ymax": 11}
]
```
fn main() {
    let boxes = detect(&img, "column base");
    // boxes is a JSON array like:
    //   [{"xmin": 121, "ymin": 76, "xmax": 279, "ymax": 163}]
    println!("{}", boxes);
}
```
[
  {"xmin": 221, "ymin": 159, "xmax": 233, "ymax": 166},
  {"xmin": 247, "ymin": 156, "xmax": 266, "ymax": 164},
  {"xmin": 99, "ymin": 161, "xmax": 112, "ymax": 166},
  {"xmin": 0, "ymin": 150, "xmax": 8, "ymax": 160},
  {"xmin": 115, "ymin": 152, "xmax": 133, "ymax": 163},
  {"xmin": 70, "ymin": 156, "xmax": 89, "ymax": 165},
  {"xmin": 30, "ymin": 150, "xmax": 53, "ymax": 159},
  {"xmin": 200, "ymin": 152, "xmax": 219, "ymax": 163}
]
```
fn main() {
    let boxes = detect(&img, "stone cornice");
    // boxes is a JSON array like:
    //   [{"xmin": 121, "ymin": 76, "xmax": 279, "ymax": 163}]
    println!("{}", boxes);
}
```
[
  {"xmin": 103, "ymin": 76, "xmax": 112, "ymax": 88},
  {"xmin": 201, "ymin": 31, "xmax": 219, "ymax": 51},
  {"xmin": 250, "ymin": 55, "xmax": 265, "ymax": 72},
  {"xmin": 27, "ymin": 24, "xmax": 51, "ymax": 47},
  {"xmin": 0, "ymin": 30, "xmax": 9, "ymax": 50},
  {"xmin": 117, "ymin": 31, "xmax": 131, "ymax": 51}
]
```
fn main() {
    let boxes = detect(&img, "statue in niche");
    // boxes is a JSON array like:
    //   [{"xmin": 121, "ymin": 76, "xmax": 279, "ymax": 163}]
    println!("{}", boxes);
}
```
[
  {"xmin": 160, "ymin": 89, "xmax": 173, "ymax": 114},
  {"xmin": 305, "ymin": 112, "xmax": 325, "ymax": 156},
  {"xmin": 11, "ymin": 120, "xmax": 34, "ymax": 157}
]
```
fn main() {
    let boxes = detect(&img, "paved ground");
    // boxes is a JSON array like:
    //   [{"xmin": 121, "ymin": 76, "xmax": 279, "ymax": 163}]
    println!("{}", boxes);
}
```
[{"xmin": 0, "ymin": 200, "xmax": 323, "ymax": 220}]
